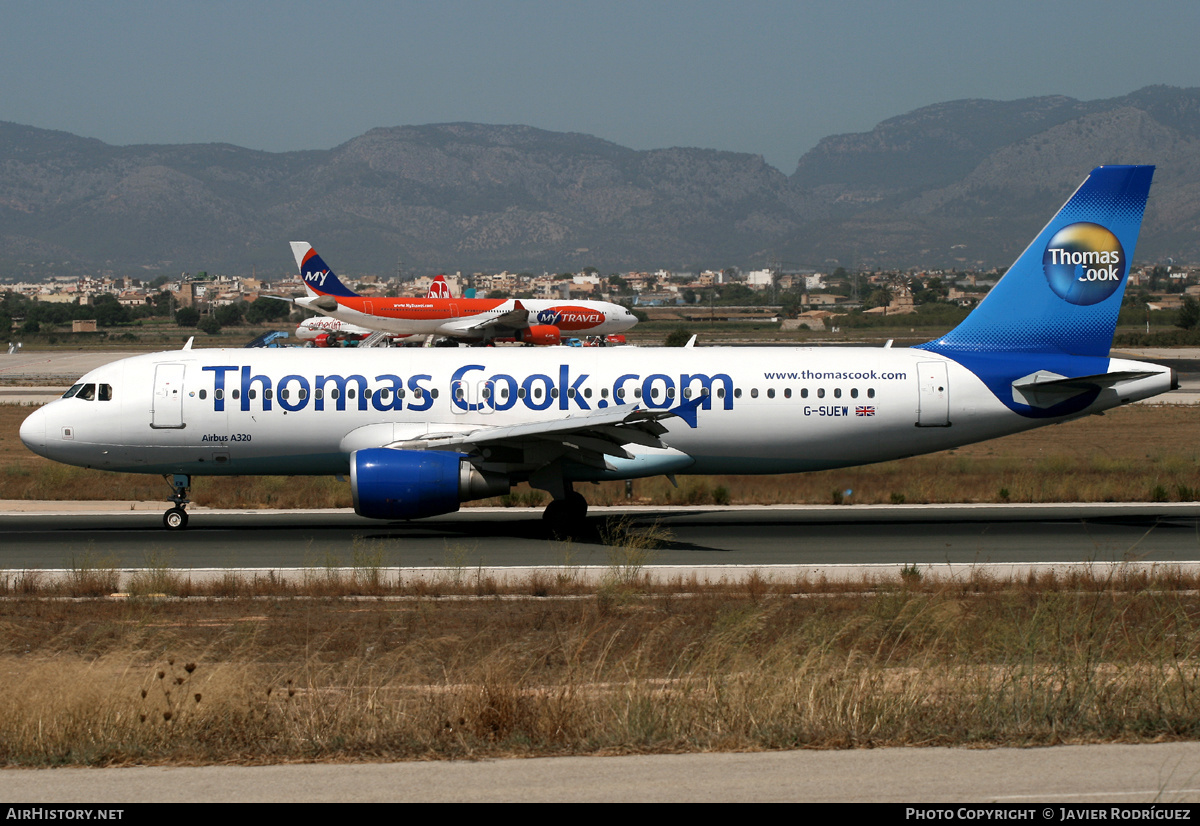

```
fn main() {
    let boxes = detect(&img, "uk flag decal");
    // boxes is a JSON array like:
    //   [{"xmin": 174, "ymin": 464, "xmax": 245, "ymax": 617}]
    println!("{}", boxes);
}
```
[{"xmin": 855, "ymin": 406, "xmax": 876, "ymax": 417}]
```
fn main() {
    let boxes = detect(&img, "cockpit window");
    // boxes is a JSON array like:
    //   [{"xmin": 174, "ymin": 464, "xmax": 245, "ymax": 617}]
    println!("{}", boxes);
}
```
[
  {"xmin": 99, "ymin": 384, "xmax": 112, "ymax": 401},
  {"xmin": 62, "ymin": 384, "xmax": 83, "ymax": 399},
  {"xmin": 76, "ymin": 383, "xmax": 96, "ymax": 401}
]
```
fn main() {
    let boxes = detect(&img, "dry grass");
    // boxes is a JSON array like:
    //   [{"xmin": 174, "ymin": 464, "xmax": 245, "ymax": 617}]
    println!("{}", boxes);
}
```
[
  {"xmin": 4, "ymin": 404, "xmax": 1200, "ymax": 507},
  {"xmin": 4, "ymin": 567, "xmax": 1200, "ymax": 765}
]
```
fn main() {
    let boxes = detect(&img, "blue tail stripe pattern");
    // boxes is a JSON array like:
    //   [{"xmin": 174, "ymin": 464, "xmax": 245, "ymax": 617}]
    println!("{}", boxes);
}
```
[
  {"xmin": 918, "ymin": 165, "xmax": 1153, "ymax": 358},
  {"xmin": 299, "ymin": 247, "xmax": 359, "ymax": 299}
]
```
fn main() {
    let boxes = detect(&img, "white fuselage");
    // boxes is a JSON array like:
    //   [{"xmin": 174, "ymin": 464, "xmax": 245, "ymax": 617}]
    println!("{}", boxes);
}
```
[{"xmin": 19, "ymin": 346, "xmax": 1173, "ymax": 481}]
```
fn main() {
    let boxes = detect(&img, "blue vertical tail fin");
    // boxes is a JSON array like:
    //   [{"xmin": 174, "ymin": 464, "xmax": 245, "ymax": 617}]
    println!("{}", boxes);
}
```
[
  {"xmin": 919, "ymin": 165, "xmax": 1154, "ymax": 358},
  {"xmin": 290, "ymin": 242, "xmax": 360, "ymax": 299}
]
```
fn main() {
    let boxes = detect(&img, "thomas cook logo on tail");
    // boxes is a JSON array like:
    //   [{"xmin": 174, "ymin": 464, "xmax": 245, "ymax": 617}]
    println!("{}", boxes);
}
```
[{"xmin": 1042, "ymin": 222, "xmax": 1126, "ymax": 306}]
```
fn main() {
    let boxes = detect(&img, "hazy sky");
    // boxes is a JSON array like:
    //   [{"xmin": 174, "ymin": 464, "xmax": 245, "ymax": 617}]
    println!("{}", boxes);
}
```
[{"xmin": 4, "ymin": 0, "xmax": 1200, "ymax": 172}]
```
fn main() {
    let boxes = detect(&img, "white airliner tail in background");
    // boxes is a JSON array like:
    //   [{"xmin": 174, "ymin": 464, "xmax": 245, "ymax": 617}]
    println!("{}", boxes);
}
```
[{"xmin": 20, "ymin": 166, "xmax": 1172, "ymax": 531}]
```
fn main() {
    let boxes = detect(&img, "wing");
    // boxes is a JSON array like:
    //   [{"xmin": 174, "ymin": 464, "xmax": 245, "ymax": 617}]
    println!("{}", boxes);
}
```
[
  {"xmin": 340, "ymin": 397, "xmax": 703, "ymax": 478},
  {"xmin": 440, "ymin": 301, "xmax": 530, "ymax": 336}
]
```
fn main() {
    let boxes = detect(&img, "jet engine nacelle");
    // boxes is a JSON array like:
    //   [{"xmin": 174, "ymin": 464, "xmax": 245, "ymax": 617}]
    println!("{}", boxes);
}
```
[
  {"xmin": 350, "ymin": 448, "xmax": 510, "ymax": 520},
  {"xmin": 518, "ymin": 325, "xmax": 561, "ymax": 346}
]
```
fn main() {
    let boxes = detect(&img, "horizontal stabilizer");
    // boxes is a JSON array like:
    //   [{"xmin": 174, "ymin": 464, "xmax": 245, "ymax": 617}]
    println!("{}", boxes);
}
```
[{"xmin": 1011, "ymin": 370, "xmax": 1157, "ymax": 408}]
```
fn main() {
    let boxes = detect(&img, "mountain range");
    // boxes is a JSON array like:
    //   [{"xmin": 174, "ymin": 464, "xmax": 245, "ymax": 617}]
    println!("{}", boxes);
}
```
[{"xmin": 2, "ymin": 85, "xmax": 1199, "ymax": 279}]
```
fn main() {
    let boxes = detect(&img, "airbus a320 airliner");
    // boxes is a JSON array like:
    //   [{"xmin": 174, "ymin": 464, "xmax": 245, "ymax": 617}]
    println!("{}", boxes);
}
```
[{"xmin": 20, "ymin": 166, "xmax": 1174, "ymax": 531}]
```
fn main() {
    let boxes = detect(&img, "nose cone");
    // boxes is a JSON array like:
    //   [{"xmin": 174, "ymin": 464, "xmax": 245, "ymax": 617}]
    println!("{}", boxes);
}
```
[{"xmin": 19, "ymin": 405, "xmax": 47, "ymax": 457}]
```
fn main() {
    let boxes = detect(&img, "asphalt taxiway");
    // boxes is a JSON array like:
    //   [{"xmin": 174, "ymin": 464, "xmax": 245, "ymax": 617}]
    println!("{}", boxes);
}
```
[{"xmin": 3, "ymin": 503, "xmax": 1200, "ymax": 577}]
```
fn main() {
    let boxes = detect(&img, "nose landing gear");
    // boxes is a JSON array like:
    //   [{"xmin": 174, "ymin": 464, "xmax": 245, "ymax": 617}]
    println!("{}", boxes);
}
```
[{"xmin": 162, "ymin": 474, "xmax": 191, "ymax": 530}]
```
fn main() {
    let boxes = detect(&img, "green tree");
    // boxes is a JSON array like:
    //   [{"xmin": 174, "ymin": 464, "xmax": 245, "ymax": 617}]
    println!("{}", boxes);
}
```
[
  {"xmin": 215, "ymin": 302, "xmax": 244, "ymax": 327},
  {"xmin": 92, "ymin": 294, "xmax": 130, "ymax": 327},
  {"xmin": 1178, "ymin": 295, "xmax": 1200, "ymax": 330},
  {"xmin": 664, "ymin": 326, "xmax": 694, "ymax": 347},
  {"xmin": 175, "ymin": 306, "xmax": 200, "ymax": 327},
  {"xmin": 197, "ymin": 315, "xmax": 221, "ymax": 335}
]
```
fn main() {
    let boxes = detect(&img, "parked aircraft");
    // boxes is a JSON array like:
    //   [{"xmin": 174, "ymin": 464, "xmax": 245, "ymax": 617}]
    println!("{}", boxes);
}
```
[
  {"xmin": 294, "ymin": 277, "xmax": 453, "ymax": 346},
  {"xmin": 295, "ymin": 316, "xmax": 385, "ymax": 346},
  {"xmin": 284, "ymin": 243, "xmax": 637, "ymax": 345},
  {"xmin": 20, "ymin": 166, "xmax": 1172, "ymax": 533}
]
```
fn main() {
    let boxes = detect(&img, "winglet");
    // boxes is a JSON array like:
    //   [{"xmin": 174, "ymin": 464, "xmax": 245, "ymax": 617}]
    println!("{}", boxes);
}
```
[{"xmin": 669, "ymin": 394, "xmax": 704, "ymax": 428}]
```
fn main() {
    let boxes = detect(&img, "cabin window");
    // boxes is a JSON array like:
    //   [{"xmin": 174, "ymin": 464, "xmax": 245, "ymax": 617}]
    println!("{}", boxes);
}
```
[
  {"xmin": 264, "ymin": 389, "xmax": 273, "ymax": 401},
  {"xmin": 734, "ymin": 388, "xmax": 742, "ymax": 399},
  {"xmin": 413, "ymin": 388, "xmax": 424, "ymax": 399},
  {"xmin": 500, "ymin": 388, "xmax": 508, "ymax": 400},
  {"xmin": 683, "ymin": 388, "xmax": 692, "ymax": 399},
  {"xmin": 767, "ymin": 388, "xmax": 775, "ymax": 399},
  {"xmin": 817, "ymin": 388, "xmax": 825, "ymax": 399},
  {"xmin": 482, "ymin": 387, "xmax": 491, "ymax": 400},
  {"xmin": 248, "ymin": 389, "xmax": 256, "ymax": 400},
  {"xmin": 380, "ymin": 389, "xmax": 391, "ymax": 400},
  {"xmin": 279, "ymin": 388, "xmax": 289, "ymax": 401},
  {"xmin": 232, "ymin": 390, "xmax": 240, "ymax": 400},
  {"xmin": 431, "ymin": 389, "xmax": 438, "ymax": 399},
  {"xmin": 601, "ymin": 388, "xmax": 609, "ymax": 398},
  {"xmin": 616, "ymin": 388, "xmax": 625, "ymax": 400},
  {"xmin": 716, "ymin": 388, "xmax": 725, "ymax": 399},
  {"xmin": 850, "ymin": 388, "xmax": 859, "ymax": 399},
  {"xmin": 751, "ymin": 388, "xmax": 759, "ymax": 399},
  {"xmin": 649, "ymin": 387, "xmax": 659, "ymax": 400},
  {"xmin": 455, "ymin": 387, "xmax": 464, "ymax": 401},
  {"xmin": 518, "ymin": 388, "xmax": 527, "ymax": 399},
  {"xmin": 199, "ymin": 389, "xmax": 207, "ymax": 400},
  {"xmin": 801, "ymin": 388, "xmax": 808, "ymax": 399},
  {"xmin": 348, "ymin": 389, "xmax": 356, "ymax": 400},
  {"xmin": 534, "ymin": 388, "xmax": 543, "ymax": 400},
  {"xmin": 834, "ymin": 388, "xmax": 842, "ymax": 399},
  {"xmin": 551, "ymin": 388, "xmax": 559, "ymax": 399},
  {"xmin": 567, "ymin": 388, "xmax": 576, "ymax": 399},
  {"xmin": 667, "ymin": 387, "xmax": 675, "ymax": 399},
  {"xmin": 584, "ymin": 388, "xmax": 592, "ymax": 399},
  {"xmin": 215, "ymin": 389, "xmax": 223, "ymax": 401},
  {"xmin": 784, "ymin": 388, "xmax": 791, "ymax": 399},
  {"xmin": 867, "ymin": 388, "xmax": 875, "ymax": 399},
  {"xmin": 330, "ymin": 389, "xmax": 339, "ymax": 400},
  {"xmin": 315, "ymin": 389, "xmax": 323, "ymax": 400},
  {"xmin": 634, "ymin": 388, "xmax": 642, "ymax": 399}
]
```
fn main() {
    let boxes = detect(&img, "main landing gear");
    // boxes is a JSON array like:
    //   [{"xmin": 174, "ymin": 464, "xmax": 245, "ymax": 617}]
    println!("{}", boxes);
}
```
[
  {"xmin": 542, "ymin": 487, "xmax": 588, "ymax": 535},
  {"xmin": 162, "ymin": 474, "xmax": 191, "ymax": 530}
]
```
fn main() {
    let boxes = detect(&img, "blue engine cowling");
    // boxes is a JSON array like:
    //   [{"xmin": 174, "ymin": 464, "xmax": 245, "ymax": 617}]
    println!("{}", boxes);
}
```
[{"xmin": 350, "ymin": 448, "xmax": 510, "ymax": 520}]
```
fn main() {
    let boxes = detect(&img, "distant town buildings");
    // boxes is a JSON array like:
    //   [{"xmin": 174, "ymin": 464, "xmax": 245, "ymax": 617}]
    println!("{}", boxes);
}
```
[{"xmin": 2, "ymin": 261, "xmax": 1196, "ymax": 329}]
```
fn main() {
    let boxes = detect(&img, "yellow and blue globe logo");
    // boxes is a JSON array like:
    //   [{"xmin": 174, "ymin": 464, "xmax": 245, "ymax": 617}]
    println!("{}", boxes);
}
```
[{"xmin": 1042, "ymin": 222, "xmax": 1126, "ymax": 306}]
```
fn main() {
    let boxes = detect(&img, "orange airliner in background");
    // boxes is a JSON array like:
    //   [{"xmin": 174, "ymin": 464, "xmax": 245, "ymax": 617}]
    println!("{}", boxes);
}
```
[{"xmin": 286, "ymin": 243, "xmax": 637, "ymax": 346}]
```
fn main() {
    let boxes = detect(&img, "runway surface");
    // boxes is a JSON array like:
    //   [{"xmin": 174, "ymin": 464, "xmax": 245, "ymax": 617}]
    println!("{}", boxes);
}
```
[{"xmin": 4, "ymin": 503, "xmax": 1200, "ymax": 573}]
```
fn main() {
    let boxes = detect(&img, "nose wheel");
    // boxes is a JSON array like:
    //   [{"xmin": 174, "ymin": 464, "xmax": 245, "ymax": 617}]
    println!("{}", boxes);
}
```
[
  {"xmin": 164, "ymin": 507, "xmax": 189, "ymax": 530},
  {"xmin": 162, "ymin": 474, "xmax": 192, "ymax": 531}
]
